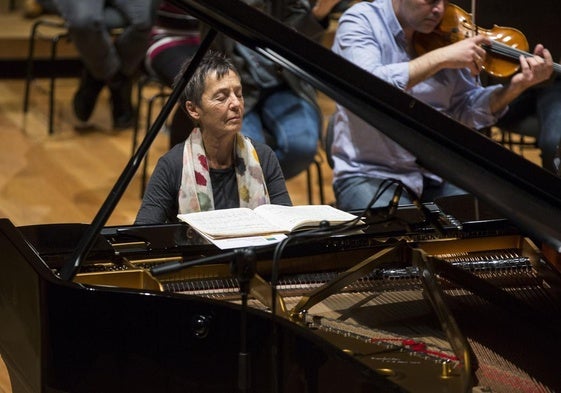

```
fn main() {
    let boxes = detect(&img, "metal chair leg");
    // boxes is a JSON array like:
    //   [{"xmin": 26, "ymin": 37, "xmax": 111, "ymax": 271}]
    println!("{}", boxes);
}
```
[
  {"xmin": 132, "ymin": 75, "xmax": 150, "ymax": 156},
  {"xmin": 48, "ymin": 34, "xmax": 63, "ymax": 135},
  {"xmin": 140, "ymin": 91, "xmax": 171, "ymax": 198},
  {"xmin": 23, "ymin": 18, "xmax": 68, "ymax": 135},
  {"xmin": 23, "ymin": 19, "xmax": 42, "ymax": 114},
  {"xmin": 306, "ymin": 157, "xmax": 325, "ymax": 205}
]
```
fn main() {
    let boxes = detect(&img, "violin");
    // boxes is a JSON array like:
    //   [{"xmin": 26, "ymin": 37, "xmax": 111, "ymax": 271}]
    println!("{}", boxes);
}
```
[{"xmin": 413, "ymin": 3, "xmax": 561, "ymax": 78}]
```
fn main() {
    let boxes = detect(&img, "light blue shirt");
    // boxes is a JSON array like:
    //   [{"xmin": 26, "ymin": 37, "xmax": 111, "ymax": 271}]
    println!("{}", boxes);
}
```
[{"xmin": 331, "ymin": 0, "xmax": 505, "ymax": 196}]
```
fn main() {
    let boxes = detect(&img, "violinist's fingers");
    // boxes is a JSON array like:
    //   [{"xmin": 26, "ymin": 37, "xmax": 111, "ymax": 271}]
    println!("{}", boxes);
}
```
[
  {"xmin": 519, "ymin": 53, "xmax": 552, "ymax": 82},
  {"xmin": 472, "ymin": 51, "xmax": 485, "ymax": 71},
  {"xmin": 527, "ymin": 58, "xmax": 543, "ymax": 77},
  {"xmin": 532, "ymin": 43, "xmax": 545, "ymax": 57},
  {"xmin": 530, "ymin": 45, "xmax": 553, "ymax": 66},
  {"xmin": 541, "ymin": 47, "xmax": 553, "ymax": 64},
  {"xmin": 469, "ymin": 59, "xmax": 482, "ymax": 77},
  {"xmin": 475, "ymin": 46, "xmax": 487, "ymax": 61},
  {"xmin": 518, "ymin": 55, "xmax": 531, "ymax": 75},
  {"xmin": 472, "ymin": 34, "xmax": 491, "ymax": 47}
]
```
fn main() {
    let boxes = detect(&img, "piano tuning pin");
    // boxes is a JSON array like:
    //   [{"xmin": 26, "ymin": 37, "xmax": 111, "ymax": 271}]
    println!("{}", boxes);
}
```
[{"xmin": 440, "ymin": 361, "xmax": 453, "ymax": 379}]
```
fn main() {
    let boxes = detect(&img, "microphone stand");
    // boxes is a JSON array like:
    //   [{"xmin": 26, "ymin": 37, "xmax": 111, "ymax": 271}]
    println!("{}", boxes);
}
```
[
  {"xmin": 151, "ymin": 247, "xmax": 257, "ymax": 393},
  {"xmin": 231, "ymin": 248, "xmax": 257, "ymax": 393}
]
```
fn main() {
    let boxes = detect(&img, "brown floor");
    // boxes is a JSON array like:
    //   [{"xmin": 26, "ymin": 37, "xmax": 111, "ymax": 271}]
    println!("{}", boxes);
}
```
[{"xmin": 0, "ymin": 7, "xmax": 544, "ymax": 392}]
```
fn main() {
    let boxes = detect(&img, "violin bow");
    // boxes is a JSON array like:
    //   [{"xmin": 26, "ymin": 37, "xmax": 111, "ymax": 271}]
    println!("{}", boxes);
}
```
[{"xmin": 471, "ymin": 0, "xmax": 478, "ymax": 34}]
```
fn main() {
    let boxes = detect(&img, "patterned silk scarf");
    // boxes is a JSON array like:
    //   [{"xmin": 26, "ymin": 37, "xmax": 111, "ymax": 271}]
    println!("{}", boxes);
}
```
[{"xmin": 178, "ymin": 127, "xmax": 270, "ymax": 213}]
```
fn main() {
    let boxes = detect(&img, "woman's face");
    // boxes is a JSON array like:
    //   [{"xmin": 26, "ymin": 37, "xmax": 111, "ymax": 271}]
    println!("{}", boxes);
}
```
[{"xmin": 186, "ymin": 70, "xmax": 244, "ymax": 137}]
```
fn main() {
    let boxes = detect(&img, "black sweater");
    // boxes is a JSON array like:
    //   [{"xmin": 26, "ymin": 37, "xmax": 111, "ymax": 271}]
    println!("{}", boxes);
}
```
[{"xmin": 134, "ymin": 140, "xmax": 292, "ymax": 224}]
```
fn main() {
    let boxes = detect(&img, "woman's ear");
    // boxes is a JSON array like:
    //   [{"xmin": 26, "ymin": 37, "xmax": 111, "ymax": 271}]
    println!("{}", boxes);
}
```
[{"xmin": 186, "ymin": 101, "xmax": 200, "ymax": 121}]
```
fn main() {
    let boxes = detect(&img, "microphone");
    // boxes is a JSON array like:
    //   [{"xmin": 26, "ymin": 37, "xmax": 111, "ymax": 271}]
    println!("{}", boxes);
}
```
[
  {"xmin": 412, "ymin": 199, "xmax": 446, "ymax": 236},
  {"xmin": 396, "ymin": 181, "xmax": 446, "ymax": 236}
]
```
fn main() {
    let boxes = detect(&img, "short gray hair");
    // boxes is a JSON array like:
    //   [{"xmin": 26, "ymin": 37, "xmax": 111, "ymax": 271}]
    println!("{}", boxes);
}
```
[{"xmin": 175, "ymin": 50, "xmax": 240, "ymax": 109}]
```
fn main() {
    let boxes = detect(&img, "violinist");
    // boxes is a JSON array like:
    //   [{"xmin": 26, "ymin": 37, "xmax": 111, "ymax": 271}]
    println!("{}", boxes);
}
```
[{"xmin": 330, "ymin": 0, "xmax": 554, "ymax": 211}]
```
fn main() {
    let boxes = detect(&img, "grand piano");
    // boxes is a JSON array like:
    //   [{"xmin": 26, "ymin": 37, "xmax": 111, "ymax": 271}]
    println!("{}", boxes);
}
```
[{"xmin": 2, "ymin": 1, "xmax": 561, "ymax": 392}]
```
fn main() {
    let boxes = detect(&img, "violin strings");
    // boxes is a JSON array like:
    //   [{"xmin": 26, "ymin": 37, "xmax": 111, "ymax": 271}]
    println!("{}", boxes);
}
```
[{"xmin": 488, "ymin": 41, "xmax": 530, "ymax": 60}]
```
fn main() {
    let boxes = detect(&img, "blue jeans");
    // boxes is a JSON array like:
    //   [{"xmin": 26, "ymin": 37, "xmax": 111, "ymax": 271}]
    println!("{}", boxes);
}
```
[
  {"xmin": 53, "ymin": 0, "xmax": 154, "ymax": 79},
  {"xmin": 334, "ymin": 176, "xmax": 467, "ymax": 211},
  {"xmin": 242, "ymin": 89, "xmax": 320, "ymax": 180}
]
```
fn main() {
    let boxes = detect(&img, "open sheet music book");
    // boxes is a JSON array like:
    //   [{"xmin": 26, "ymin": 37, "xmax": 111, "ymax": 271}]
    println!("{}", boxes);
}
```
[{"xmin": 177, "ymin": 204, "xmax": 358, "ymax": 240}]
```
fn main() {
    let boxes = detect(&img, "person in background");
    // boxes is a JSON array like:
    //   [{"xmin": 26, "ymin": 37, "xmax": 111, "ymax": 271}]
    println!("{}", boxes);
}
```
[
  {"xmin": 205, "ymin": 0, "xmax": 344, "ymax": 180},
  {"xmin": 491, "ymin": 76, "xmax": 561, "ymax": 175},
  {"xmin": 52, "ymin": 0, "xmax": 156, "ymax": 129},
  {"xmin": 135, "ymin": 51, "xmax": 291, "ymax": 225},
  {"xmin": 144, "ymin": 0, "xmax": 201, "ymax": 146},
  {"xmin": 450, "ymin": 0, "xmax": 561, "ymax": 176},
  {"xmin": 330, "ymin": 0, "xmax": 553, "ymax": 211},
  {"xmin": 148, "ymin": 0, "xmax": 343, "ymax": 181}
]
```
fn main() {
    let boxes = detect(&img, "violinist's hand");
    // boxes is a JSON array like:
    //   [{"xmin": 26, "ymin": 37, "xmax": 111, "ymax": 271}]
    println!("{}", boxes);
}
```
[
  {"xmin": 408, "ymin": 35, "xmax": 491, "ymax": 88},
  {"xmin": 440, "ymin": 35, "xmax": 491, "ymax": 77},
  {"xmin": 489, "ymin": 44, "xmax": 554, "ymax": 114},
  {"xmin": 510, "ymin": 44, "xmax": 554, "ymax": 90}
]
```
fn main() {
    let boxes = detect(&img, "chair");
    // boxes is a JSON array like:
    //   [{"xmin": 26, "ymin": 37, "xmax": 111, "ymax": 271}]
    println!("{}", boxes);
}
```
[
  {"xmin": 323, "ymin": 114, "xmax": 335, "ymax": 169},
  {"xmin": 304, "ymin": 115, "xmax": 337, "ymax": 205},
  {"xmin": 23, "ymin": 8, "xmax": 127, "ymax": 134},
  {"xmin": 305, "ymin": 155, "xmax": 326, "ymax": 205},
  {"xmin": 494, "ymin": 115, "xmax": 539, "ymax": 158},
  {"xmin": 131, "ymin": 73, "xmax": 172, "ymax": 198}
]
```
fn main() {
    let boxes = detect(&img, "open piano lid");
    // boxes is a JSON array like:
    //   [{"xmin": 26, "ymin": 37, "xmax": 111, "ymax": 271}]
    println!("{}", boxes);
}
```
[{"xmin": 164, "ymin": 0, "xmax": 561, "ymax": 253}]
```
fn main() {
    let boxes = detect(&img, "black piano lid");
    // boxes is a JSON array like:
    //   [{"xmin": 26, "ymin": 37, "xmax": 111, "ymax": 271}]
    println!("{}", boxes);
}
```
[{"xmin": 165, "ymin": 0, "xmax": 561, "ymax": 251}]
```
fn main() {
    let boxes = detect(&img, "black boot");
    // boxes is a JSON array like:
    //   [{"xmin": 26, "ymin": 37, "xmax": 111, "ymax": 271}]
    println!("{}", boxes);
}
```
[
  {"xmin": 73, "ymin": 68, "xmax": 104, "ymax": 122},
  {"xmin": 108, "ymin": 72, "xmax": 134, "ymax": 130}
]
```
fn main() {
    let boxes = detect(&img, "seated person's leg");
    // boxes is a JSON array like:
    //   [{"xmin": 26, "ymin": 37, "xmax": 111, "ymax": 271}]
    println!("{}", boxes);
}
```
[
  {"xmin": 241, "ymin": 110, "xmax": 267, "ymax": 144},
  {"xmin": 112, "ymin": 0, "xmax": 153, "ymax": 78},
  {"xmin": 53, "ymin": 0, "xmax": 108, "ymax": 123},
  {"xmin": 260, "ymin": 89, "xmax": 320, "ymax": 179},
  {"xmin": 108, "ymin": 0, "xmax": 155, "ymax": 129},
  {"xmin": 536, "ymin": 79, "xmax": 561, "ymax": 174},
  {"xmin": 334, "ymin": 176, "xmax": 412, "ymax": 212}
]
